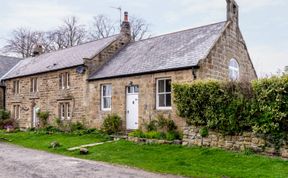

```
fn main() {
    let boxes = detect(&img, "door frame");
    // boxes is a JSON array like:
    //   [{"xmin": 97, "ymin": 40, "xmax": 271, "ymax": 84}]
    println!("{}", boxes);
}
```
[{"xmin": 126, "ymin": 85, "xmax": 139, "ymax": 130}]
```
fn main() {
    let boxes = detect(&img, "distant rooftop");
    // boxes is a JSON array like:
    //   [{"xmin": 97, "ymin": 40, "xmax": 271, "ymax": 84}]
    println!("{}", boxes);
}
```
[
  {"xmin": 0, "ymin": 55, "xmax": 21, "ymax": 79},
  {"xmin": 2, "ymin": 35, "xmax": 119, "ymax": 80}
]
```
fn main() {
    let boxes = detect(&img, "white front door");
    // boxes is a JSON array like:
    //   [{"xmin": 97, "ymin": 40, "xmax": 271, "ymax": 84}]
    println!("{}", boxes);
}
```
[
  {"xmin": 126, "ymin": 85, "xmax": 139, "ymax": 130},
  {"xmin": 32, "ymin": 107, "xmax": 39, "ymax": 128}
]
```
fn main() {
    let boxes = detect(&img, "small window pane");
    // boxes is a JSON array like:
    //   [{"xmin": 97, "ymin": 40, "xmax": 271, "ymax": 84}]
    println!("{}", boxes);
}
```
[
  {"xmin": 166, "ymin": 80, "xmax": 171, "ymax": 92},
  {"xmin": 103, "ymin": 97, "xmax": 111, "ymax": 109},
  {"xmin": 127, "ymin": 86, "xmax": 133, "ymax": 93},
  {"xmin": 166, "ymin": 94, "xmax": 171, "ymax": 107},
  {"xmin": 158, "ymin": 94, "xmax": 165, "ymax": 107},
  {"xmin": 158, "ymin": 80, "xmax": 165, "ymax": 93},
  {"xmin": 134, "ymin": 85, "xmax": 139, "ymax": 93}
]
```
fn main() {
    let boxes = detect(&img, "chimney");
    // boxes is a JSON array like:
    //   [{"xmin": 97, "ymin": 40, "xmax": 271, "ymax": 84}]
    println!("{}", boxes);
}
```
[
  {"xmin": 32, "ymin": 44, "xmax": 44, "ymax": 57},
  {"xmin": 226, "ymin": 0, "xmax": 239, "ymax": 24},
  {"xmin": 120, "ymin": 11, "xmax": 131, "ymax": 37}
]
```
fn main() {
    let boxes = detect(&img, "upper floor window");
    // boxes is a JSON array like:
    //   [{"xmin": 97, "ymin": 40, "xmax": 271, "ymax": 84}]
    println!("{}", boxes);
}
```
[
  {"xmin": 101, "ymin": 84, "xmax": 112, "ymax": 111},
  {"xmin": 13, "ymin": 105, "xmax": 20, "ymax": 120},
  {"xmin": 229, "ymin": 59, "xmax": 240, "ymax": 81},
  {"xmin": 156, "ymin": 78, "xmax": 172, "ymax": 110},
  {"xmin": 30, "ymin": 77, "xmax": 38, "ymax": 93},
  {"xmin": 13, "ymin": 80, "xmax": 20, "ymax": 95},
  {"xmin": 59, "ymin": 102, "xmax": 71, "ymax": 120},
  {"xmin": 59, "ymin": 72, "xmax": 70, "ymax": 89}
]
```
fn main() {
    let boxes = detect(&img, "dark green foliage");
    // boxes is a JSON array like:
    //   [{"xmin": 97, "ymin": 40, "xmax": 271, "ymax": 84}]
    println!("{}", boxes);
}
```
[
  {"xmin": 71, "ymin": 121, "xmax": 85, "ymax": 131},
  {"xmin": 200, "ymin": 127, "xmax": 209, "ymax": 137},
  {"xmin": 173, "ymin": 80, "xmax": 253, "ymax": 135},
  {"xmin": 101, "ymin": 114, "xmax": 122, "ymax": 135},
  {"xmin": 173, "ymin": 76, "xmax": 288, "ymax": 147},
  {"xmin": 0, "ymin": 110, "xmax": 17, "ymax": 129},
  {"xmin": 37, "ymin": 111, "xmax": 50, "ymax": 128}
]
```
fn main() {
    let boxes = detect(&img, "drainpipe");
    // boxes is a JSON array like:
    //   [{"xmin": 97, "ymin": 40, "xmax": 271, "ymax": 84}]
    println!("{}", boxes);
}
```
[{"xmin": 192, "ymin": 66, "xmax": 200, "ymax": 80}]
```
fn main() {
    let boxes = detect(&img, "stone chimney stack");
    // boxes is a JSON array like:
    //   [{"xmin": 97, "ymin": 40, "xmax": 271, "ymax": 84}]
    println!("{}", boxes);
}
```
[
  {"xmin": 226, "ymin": 0, "xmax": 239, "ymax": 24},
  {"xmin": 32, "ymin": 44, "xmax": 44, "ymax": 57},
  {"xmin": 120, "ymin": 11, "xmax": 131, "ymax": 37}
]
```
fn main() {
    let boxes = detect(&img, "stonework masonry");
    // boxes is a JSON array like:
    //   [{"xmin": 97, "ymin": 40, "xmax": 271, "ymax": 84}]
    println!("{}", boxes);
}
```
[
  {"xmin": 0, "ymin": 87, "xmax": 4, "ymax": 109},
  {"xmin": 183, "ymin": 126, "xmax": 288, "ymax": 159},
  {"xmin": 5, "ymin": 67, "xmax": 87, "ymax": 128},
  {"xmin": 197, "ymin": 22, "xmax": 257, "ymax": 81},
  {"xmin": 87, "ymin": 69, "xmax": 194, "ymax": 130}
]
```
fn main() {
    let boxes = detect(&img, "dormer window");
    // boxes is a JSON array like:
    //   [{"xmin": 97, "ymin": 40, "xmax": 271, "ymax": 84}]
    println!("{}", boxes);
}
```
[{"xmin": 229, "ymin": 58, "xmax": 240, "ymax": 81}]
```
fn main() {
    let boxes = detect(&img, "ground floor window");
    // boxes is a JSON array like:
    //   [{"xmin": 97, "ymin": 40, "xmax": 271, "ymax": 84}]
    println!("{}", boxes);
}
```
[
  {"xmin": 13, "ymin": 105, "xmax": 20, "ymax": 120},
  {"xmin": 59, "ymin": 102, "xmax": 71, "ymax": 120},
  {"xmin": 156, "ymin": 78, "xmax": 172, "ymax": 109},
  {"xmin": 101, "ymin": 84, "xmax": 112, "ymax": 111}
]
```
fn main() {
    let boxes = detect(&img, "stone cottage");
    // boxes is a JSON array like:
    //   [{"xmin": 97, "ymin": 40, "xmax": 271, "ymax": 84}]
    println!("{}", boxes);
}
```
[
  {"xmin": 0, "ymin": 55, "xmax": 21, "ymax": 109},
  {"xmin": 1, "ymin": 0, "xmax": 257, "ymax": 130}
]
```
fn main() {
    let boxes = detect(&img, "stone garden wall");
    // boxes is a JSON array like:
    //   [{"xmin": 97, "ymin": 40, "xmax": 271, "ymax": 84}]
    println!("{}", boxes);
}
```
[{"xmin": 183, "ymin": 126, "xmax": 288, "ymax": 159}]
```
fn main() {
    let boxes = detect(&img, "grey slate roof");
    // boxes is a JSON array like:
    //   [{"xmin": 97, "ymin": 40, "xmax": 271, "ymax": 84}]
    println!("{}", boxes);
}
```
[
  {"xmin": 3, "ymin": 35, "xmax": 119, "ymax": 80},
  {"xmin": 89, "ymin": 21, "xmax": 228, "ymax": 80},
  {"xmin": 0, "ymin": 55, "xmax": 21, "ymax": 79}
]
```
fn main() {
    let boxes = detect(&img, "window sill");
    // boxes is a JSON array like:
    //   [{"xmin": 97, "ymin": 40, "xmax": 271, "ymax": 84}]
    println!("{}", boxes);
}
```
[
  {"xmin": 156, "ymin": 107, "xmax": 172, "ymax": 111},
  {"xmin": 101, "ymin": 109, "xmax": 112, "ymax": 112}
]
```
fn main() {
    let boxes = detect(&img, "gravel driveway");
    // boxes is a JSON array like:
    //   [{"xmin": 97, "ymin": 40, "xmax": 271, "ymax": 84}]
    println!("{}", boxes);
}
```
[{"xmin": 0, "ymin": 142, "xmax": 182, "ymax": 178}]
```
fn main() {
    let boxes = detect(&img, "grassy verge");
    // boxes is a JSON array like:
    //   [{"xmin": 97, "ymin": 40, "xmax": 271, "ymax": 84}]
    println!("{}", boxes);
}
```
[{"xmin": 0, "ymin": 130, "xmax": 288, "ymax": 178}]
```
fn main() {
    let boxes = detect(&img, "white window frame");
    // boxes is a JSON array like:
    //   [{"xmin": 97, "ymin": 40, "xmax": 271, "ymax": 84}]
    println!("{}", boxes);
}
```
[
  {"xmin": 101, "ymin": 84, "xmax": 112, "ymax": 111},
  {"xmin": 13, "ymin": 80, "xmax": 20, "ymax": 95},
  {"xmin": 60, "ymin": 72, "xmax": 70, "ymax": 90},
  {"xmin": 31, "ymin": 78, "xmax": 38, "ymax": 93},
  {"xmin": 13, "ymin": 105, "xmax": 20, "ymax": 120},
  {"xmin": 66, "ymin": 103, "xmax": 71, "ymax": 120},
  {"xmin": 60, "ymin": 103, "xmax": 65, "ymax": 120},
  {"xmin": 229, "ymin": 58, "xmax": 240, "ymax": 81},
  {"xmin": 66, "ymin": 72, "xmax": 70, "ymax": 89},
  {"xmin": 156, "ymin": 78, "xmax": 172, "ymax": 110}
]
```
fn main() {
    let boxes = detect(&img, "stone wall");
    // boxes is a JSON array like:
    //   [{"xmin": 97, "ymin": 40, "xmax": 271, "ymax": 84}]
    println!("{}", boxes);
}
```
[
  {"xmin": 0, "ymin": 87, "xmax": 3, "ymax": 109},
  {"xmin": 5, "ymin": 67, "xmax": 87, "ymax": 128},
  {"xmin": 183, "ymin": 126, "xmax": 288, "ymax": 158},
  {"xmin": 197, "ymin": 21, "xmax": 257, "ymax": 81},
  {"xmin": 87, "ymin": 69, "xmax": 195, "ymax": 130}
]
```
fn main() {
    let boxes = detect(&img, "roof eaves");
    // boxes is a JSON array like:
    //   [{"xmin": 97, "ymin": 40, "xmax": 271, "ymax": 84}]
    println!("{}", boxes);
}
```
[{"xmin": 88, "ymin": 65, "xmax": 200, "ymax": 81}]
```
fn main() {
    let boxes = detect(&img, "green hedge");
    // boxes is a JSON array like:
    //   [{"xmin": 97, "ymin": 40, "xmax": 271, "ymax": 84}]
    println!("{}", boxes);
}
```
[{"xmin": 173, "ymin": 75, "xmax": 288, "ymax": 146}]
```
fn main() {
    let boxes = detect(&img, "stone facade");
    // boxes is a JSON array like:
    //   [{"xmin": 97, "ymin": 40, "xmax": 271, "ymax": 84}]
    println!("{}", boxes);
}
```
[
  {"xmin": 87, "ymin": 69, "xmax": 194, "ymax": 130},
  {"xmin": 5, "ymin": 67, "xmax": 87, "ymax": 128},
  {"xmin": 0, "ymin": 87, "xmax": 4, "ymax": 109},
  {"xmin": 197, "ymin": 21, "xmax": 257, "ymax": 81},
  {"xmin": 183, "ymin": 126, "xmax": 288, "ymax": 159}
]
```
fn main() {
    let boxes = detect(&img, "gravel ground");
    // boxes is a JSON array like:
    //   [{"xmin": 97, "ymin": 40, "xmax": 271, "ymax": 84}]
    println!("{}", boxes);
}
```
[{"xmin": 0, "ymin": 142, "xmax": 182, "ymax": 178}]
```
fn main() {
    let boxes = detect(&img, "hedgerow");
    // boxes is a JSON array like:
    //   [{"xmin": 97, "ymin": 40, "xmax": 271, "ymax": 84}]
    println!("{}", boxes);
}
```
[{"xmin": 173, "ymin": 75, "xmax": 288, "ymax": 149}]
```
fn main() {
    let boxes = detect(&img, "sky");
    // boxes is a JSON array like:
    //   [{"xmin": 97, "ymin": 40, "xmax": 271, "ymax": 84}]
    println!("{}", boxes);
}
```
[{"xmin": 0, "ymin": 0, "xmax": 287, "ymax": 77}]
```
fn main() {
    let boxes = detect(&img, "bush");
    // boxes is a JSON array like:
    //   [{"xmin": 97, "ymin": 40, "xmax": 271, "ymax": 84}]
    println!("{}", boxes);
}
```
[
  {"xmin": 0, "ymin": 110, "xmax": 16, "ymax": 129},
  {"xmin": 71, "ymin": 121, "xmax": 85, "ymax": 131},
  {"xmin": 145, "ymin": 114, "xmax": 177, "ymax": 132},
  {"xmin": 173, "ymin": 80, "xmax": 253, "ymax": 135},
  {"xmin": 128, "ymin": 130, "xmax": 145, "ymax": 138},
  {"xmin": 37, "ymin": 111, "xmax": 50, "ymax": 128},
  {"xmin": 101, "ymin": 114, "xmax": 122, "ymax": 135},
  {"xmin": 173, "ymin": 75, "xmax": 288, "ymax": 148},
  {"xmin": 200, "ymin": 127, "xmax": 209, "ymax": 137}
]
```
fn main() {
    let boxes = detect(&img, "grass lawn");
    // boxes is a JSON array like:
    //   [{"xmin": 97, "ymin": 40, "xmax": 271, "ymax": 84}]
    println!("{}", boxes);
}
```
[{"xmin": 1, "ymin": 130, "xmax": 288, "ymax": 178}]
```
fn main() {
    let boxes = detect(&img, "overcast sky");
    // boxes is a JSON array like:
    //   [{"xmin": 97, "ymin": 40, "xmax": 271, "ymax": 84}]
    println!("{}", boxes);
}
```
[{"xmin": 0, "ymin": 0, "xmax": 287, "ymax": 77}]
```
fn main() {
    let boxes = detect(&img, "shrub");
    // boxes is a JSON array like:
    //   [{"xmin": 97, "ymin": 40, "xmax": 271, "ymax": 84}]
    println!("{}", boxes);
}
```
[
  {"xmin": 128, "ymin": 130, "xmax": 145, "ymax": 138},
  {"xmin": 71, "ymin": 121, "xmax": 85, "ymax": 131},
  {"xmin": 101, "ymin": 114, "xmax": 122, "ymax": 135},
  {"xmin": 145, "ymin": 114, "xmax": 177, "ymax": 132},
  {"xmin": 173, "ymin": 80, "xmax": 253, "ymax": 135},
  {"xmin": 145, "ymin": 131, "xmax": 162, "ymax": 139},
  {"xmin": 200, "ymin": 127, "xmax": 209, "ymax": 137},
  {"xmin": 37, "ymin": 111, "xmax": 50, "ymax": 128}
]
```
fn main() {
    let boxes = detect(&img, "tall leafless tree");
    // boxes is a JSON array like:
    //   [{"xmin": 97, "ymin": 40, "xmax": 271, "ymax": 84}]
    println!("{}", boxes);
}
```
[
  {"xmin": 129, "ymin": 15, "xmax": 151, "ymax": 41},
  {"xmin": 49, "ymin": 16, "xmax": 86, "ymax": 49},
  {"xmin": 89, "ymin": 15, "xmax": 150, "ymax": 41},
  {"xmin": 3, "ymin": 28, "xmax": 50, "ymax": 58},
  {"xmin": 88, "ymin": 15, "xmax": 115, "ymax": 40}
]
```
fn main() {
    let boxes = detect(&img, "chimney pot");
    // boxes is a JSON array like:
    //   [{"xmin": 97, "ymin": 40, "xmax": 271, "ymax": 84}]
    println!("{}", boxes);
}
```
[{"xmin": 124, "ymin": 11, "xmax": 128, "ymax": 22}]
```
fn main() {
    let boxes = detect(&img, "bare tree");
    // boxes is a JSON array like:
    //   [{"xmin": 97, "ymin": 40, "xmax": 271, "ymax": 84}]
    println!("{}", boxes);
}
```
[
  {"xmin": 129, "ymin": 16, "xmax": 151, "ymax": 41},
  {"xmin": 89, "ymin": 14, "xmax": 151, "ymax": 41},
  {"xmin": 89, "ymin": 15, "xmax": 115, "ymax": 40},
  {"xmin": 48, "ymin": 16, "xmax": 86, "ymax": 50},
  {"xmin": 3, "ymin": 28, "xmax": 49, "ymax": 58}
]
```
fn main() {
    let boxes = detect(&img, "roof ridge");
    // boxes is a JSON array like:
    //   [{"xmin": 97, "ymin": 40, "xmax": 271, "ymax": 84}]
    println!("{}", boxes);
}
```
[
  {"xmin": 131, "ymin": 21, "xmax": 227, "ymax": 44},
  {"xmin": 25, "ymin": 34, "xmax": 120, "ymax": 60}
]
